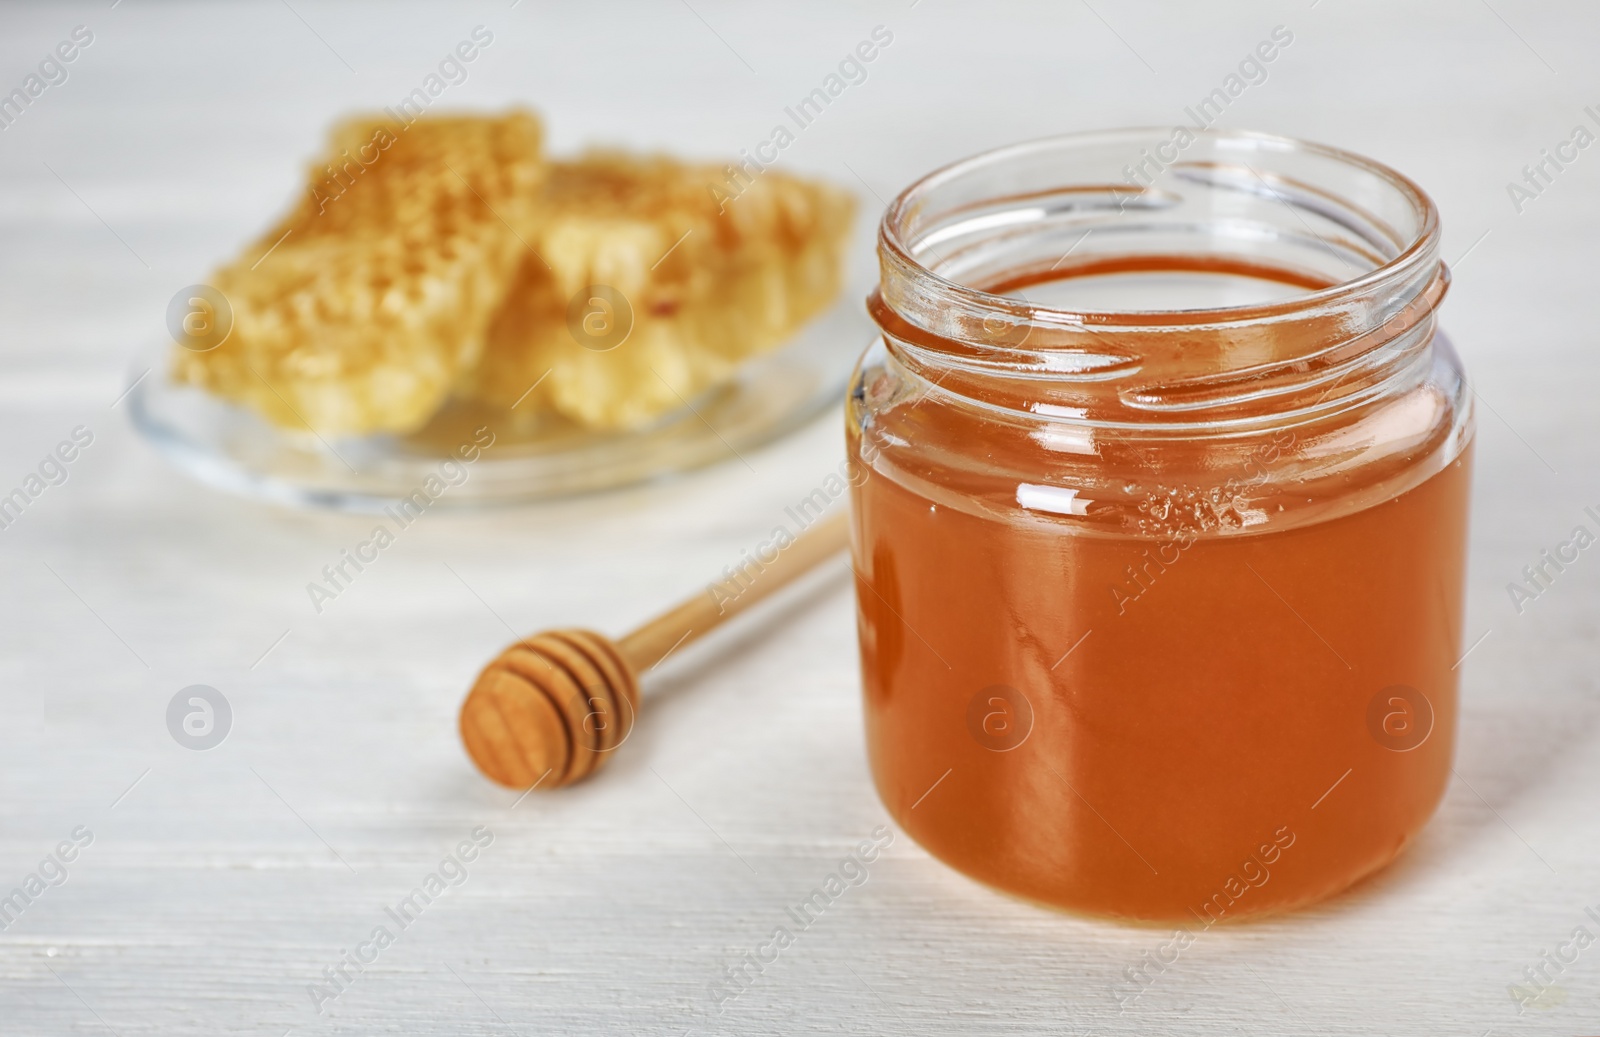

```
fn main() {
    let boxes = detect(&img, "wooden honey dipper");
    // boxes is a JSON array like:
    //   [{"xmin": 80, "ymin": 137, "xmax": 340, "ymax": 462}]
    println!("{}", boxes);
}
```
[{"xmin": 459, "ymin": 510, "xmax": 851, "ymax": 789}]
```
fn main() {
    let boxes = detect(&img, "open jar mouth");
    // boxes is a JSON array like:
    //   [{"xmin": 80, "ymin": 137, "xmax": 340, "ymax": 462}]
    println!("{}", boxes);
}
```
[{"xmin": 869, "ymin": 128, "xmax": 1449, "ymax": 430}]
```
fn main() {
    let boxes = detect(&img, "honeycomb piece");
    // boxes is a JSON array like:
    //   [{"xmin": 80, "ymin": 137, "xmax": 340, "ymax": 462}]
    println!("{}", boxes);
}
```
[
  {"xmin": 466, "ymin": 151, "xmax": 855, "ymax": 429},
  {"xmin": 174, "ymin": 111, "xmax": 545, "ymax": 436}
]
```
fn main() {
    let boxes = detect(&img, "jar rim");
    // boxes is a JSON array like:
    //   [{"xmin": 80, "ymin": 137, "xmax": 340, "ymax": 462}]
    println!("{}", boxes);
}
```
[{"xmin": 878, "ymin": 126, "xmax": 1441, "ymax": 330}]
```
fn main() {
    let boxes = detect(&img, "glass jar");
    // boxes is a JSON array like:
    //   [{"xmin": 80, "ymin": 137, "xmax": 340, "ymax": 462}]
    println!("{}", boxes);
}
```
[{"xmin": 847, "ymin": 128, "xmax": 1472, "ymax": 922}]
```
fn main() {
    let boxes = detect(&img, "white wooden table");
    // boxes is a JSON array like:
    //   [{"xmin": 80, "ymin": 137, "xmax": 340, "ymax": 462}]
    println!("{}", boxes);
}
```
[{"xmin": 1, "ymin": 1, "xmax": 1596, "ymax": 1032}]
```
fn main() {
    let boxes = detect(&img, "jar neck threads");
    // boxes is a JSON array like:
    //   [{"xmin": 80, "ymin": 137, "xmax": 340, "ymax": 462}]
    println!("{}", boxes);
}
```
[{"xmin": 871, "ymin": 129, "xmax": 1446, "ymax": 435}]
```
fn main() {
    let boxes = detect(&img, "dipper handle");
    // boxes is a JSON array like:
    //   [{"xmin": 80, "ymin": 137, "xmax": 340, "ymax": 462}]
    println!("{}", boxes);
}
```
[
  {"xmin": 618, "ymin": 510, "xmax": 850, "ymax": 671},
  {"xmin": 459, "ymin": 510, "xmax": 850, "ymax": 790}
]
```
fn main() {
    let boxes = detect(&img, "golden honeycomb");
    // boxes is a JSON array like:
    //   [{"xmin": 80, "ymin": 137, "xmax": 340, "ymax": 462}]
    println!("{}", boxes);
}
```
[
  {"xmin": 173, "ymin": 111, "xmax": 545, "ymax": 436},
  {"xmin": 173, "ymin": 113, "xmax": 854, "ymax": 439},
  {"xmin": 466, "ymin": 152, "xmax": 856, "ymax": 430}
]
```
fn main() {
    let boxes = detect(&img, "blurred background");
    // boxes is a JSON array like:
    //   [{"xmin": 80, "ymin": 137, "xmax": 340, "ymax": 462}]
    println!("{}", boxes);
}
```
[{"xmin": 1, "ymin": 1, "xmax": 1596, "ymax": 1033}]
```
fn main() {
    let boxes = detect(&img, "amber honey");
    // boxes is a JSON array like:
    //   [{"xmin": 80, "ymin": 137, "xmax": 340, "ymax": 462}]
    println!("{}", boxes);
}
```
[
  {"xmin": 848, "ymin": 129, "xmax": 1473, "ymax": 920},
  {"xmin": 852, "ymin": 437, "xmax": 1470, "ymax": 919}
]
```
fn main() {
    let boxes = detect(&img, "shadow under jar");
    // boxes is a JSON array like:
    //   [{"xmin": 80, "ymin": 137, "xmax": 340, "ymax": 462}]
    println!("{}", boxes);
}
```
[{"xmin": 847, "ymin": 129, "xmax": 1473, "ymax": 922}]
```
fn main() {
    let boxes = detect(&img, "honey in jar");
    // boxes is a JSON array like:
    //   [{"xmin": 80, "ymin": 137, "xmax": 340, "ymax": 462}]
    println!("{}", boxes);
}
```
[{"xmin": 848, "ymin": 130, "xmax": 1472, "ymax": 921}]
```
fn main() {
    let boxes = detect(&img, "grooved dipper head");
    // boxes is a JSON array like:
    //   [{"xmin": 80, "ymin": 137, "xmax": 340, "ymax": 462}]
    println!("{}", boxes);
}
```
[{"xmin": 459, "ymin": 629, "xmax": 639, "ymax": 789}]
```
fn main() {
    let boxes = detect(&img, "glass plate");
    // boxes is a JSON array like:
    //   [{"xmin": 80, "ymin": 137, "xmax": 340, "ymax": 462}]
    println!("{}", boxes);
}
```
[{"xmin": 128, "ymin": 253, "xmax": 876, "ymax": 512}]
